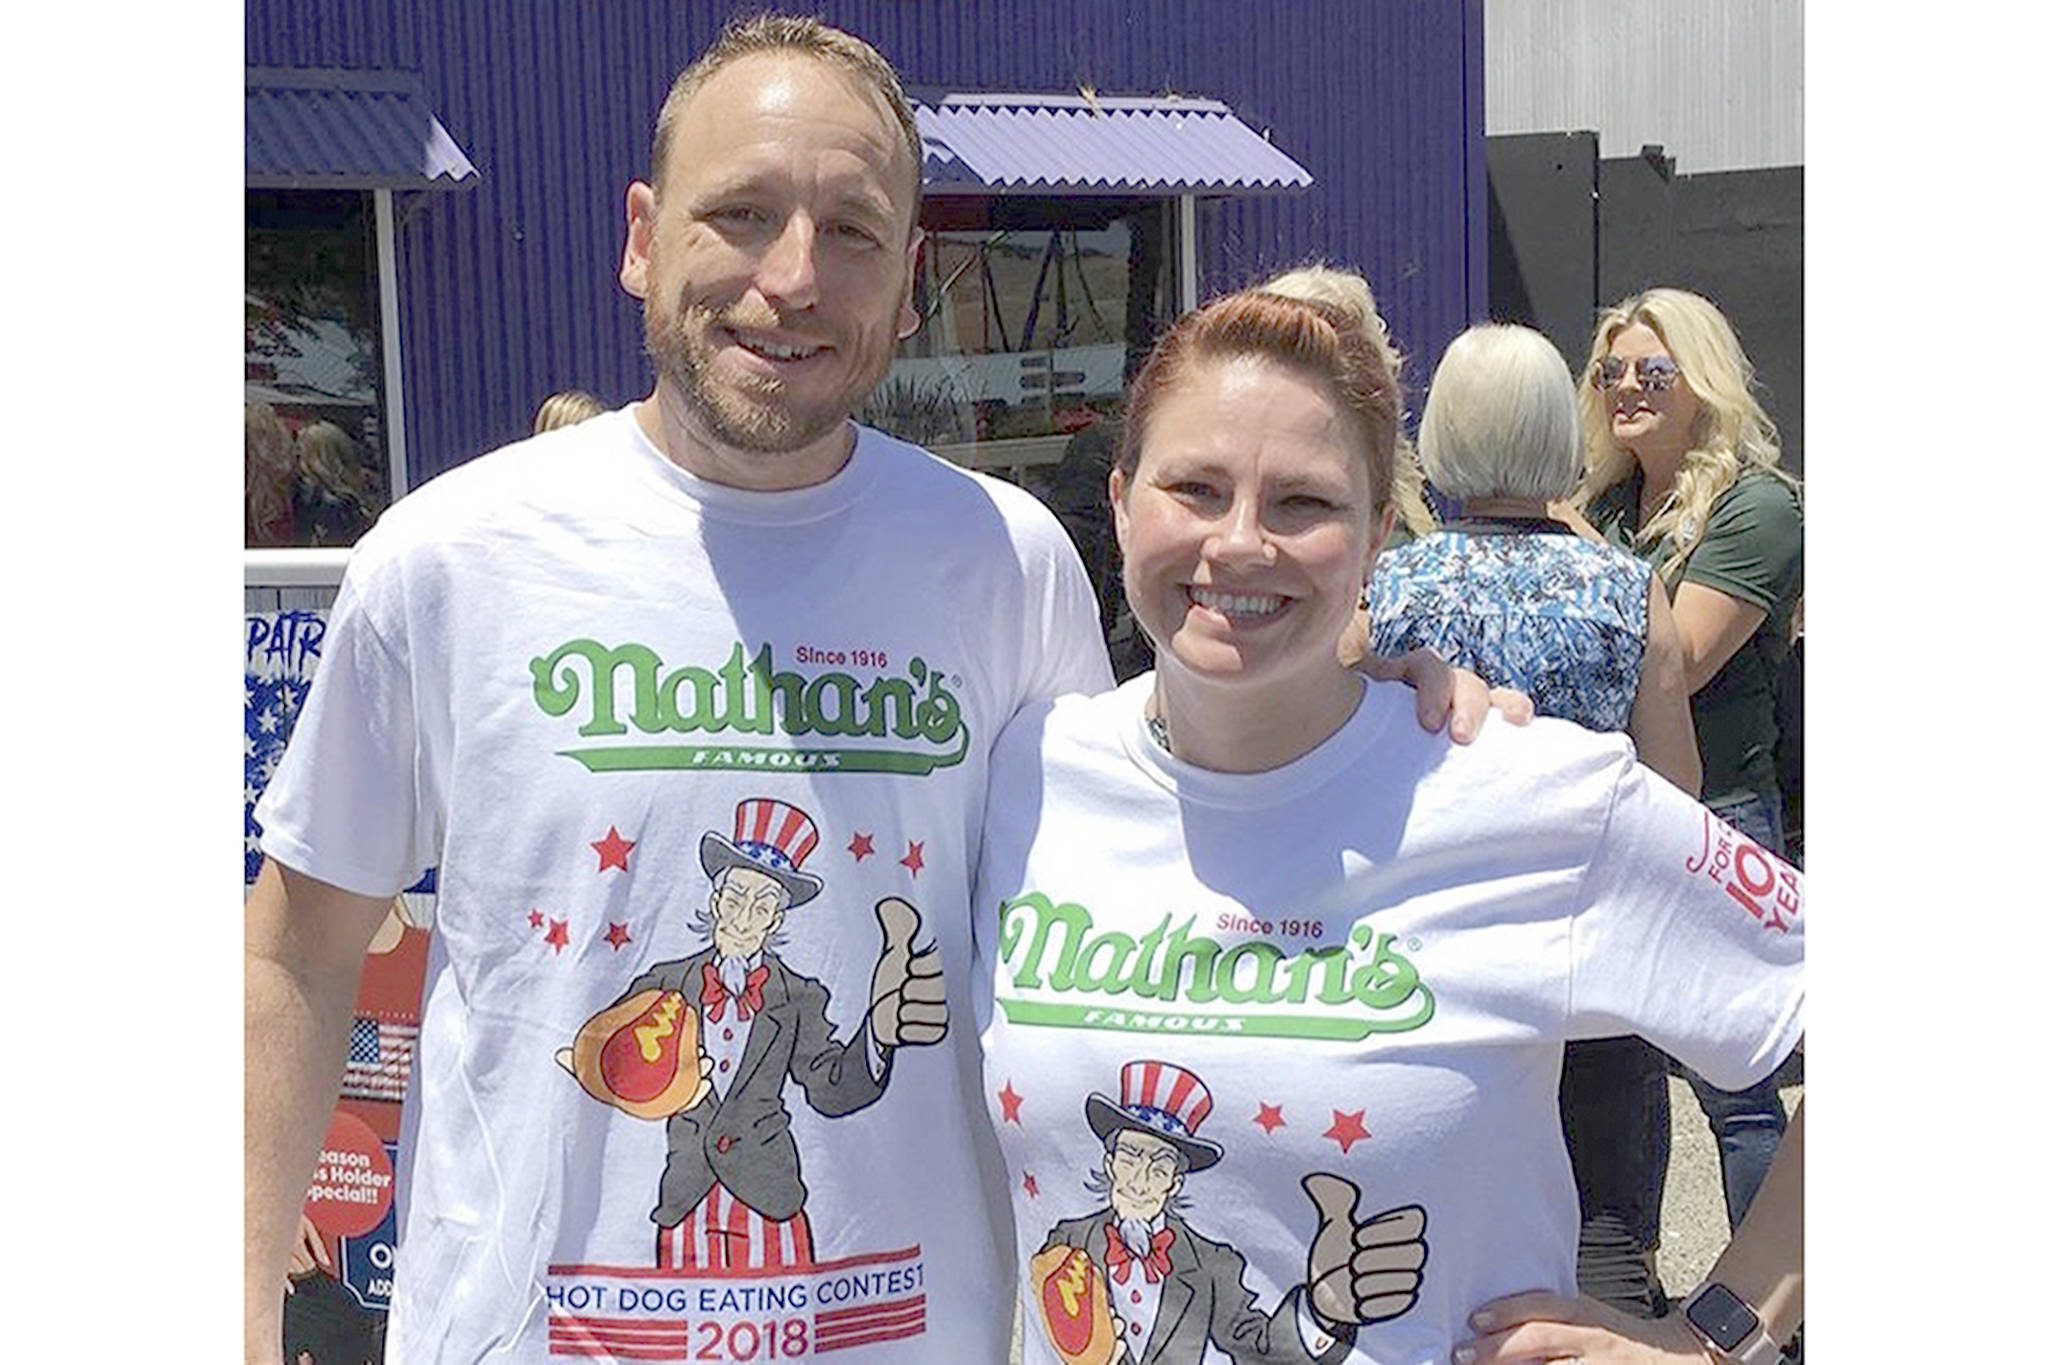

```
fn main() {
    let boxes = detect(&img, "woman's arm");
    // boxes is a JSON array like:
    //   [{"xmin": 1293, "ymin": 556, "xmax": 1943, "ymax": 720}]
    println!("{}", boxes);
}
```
[
  {"xmin": 1669, "ymin": 581, "xmax": 1768, "ymax": 697},
  {"xmin": 1454, "ymin": 1091, "xmax": 1803, "ymax": 1364},
  {"xmin": 1629, "ymin": 576, "xmax": 1703, "ymax": 796},
  {"xmin": 1688, "ymin": 1092, "xmax": 1803, "ymax": 1345},
  {"xmin": 1665, "ymin": 475, "xmax": 1801, "ymax": 696}
]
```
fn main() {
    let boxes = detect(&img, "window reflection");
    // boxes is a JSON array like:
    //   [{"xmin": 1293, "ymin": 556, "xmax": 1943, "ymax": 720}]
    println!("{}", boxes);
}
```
[
  {"xmin": 865, "ymin": 198, "xmax": 1175, "ymax": 679},
  {"xmin": 245, "ymin": 190, "xmax": 390, "ymax": 548}
]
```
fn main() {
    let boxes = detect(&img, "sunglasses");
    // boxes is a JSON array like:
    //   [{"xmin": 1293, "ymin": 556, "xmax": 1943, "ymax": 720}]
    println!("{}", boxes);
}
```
[{"xmin": 1595, "ymin": 354, "xmax": 1681, "ymax": 392}]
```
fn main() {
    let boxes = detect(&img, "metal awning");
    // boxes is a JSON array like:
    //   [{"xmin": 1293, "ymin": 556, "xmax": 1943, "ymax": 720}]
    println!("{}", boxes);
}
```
[
  {"xmin": 914, "ymin": 92, "xmax": 1312, "ymax": 197},
  {"xmin": 247, "ymin": 67, "xmax": 477, "ymax": 190}
]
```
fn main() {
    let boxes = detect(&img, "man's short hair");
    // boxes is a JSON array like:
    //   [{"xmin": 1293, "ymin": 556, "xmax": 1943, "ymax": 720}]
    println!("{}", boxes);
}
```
[{"xmin": 651, "ymin": 14, "xmax": 924, "ymax": 224}]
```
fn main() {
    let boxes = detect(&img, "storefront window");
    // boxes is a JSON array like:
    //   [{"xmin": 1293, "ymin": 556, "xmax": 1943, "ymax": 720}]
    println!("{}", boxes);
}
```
[
  {"xmin": 864, "ymin": 197, "xmax": 1175, "ymax": 677},
  {"xmin": 246, "ymin": 190, "xmax": 392, "ymax": 549}
]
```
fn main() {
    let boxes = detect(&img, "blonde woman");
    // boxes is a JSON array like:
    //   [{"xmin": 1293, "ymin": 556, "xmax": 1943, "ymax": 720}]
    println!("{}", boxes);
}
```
[
  {"xmin": 1567, "ymin": 288, "xmax": 1802, "ymax": 1237},
  {"xmin": 1260, "ymin": 264, "xmax": 1436, "ymax": 545},
  {"xmin": 532, "ymin": 388, "xmax": 608, "ymax": 434},
  {"xmin": 293, "ymin": 420, "xmax": 381, "ymax": 546},
  {"xmin": 246, "ymin": 399, "xmax": 297, "ymax": 548}
]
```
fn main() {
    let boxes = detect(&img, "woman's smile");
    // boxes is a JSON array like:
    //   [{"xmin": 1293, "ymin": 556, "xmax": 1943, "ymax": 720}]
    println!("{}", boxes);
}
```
[{"xmin": 1185, "ymin": 586, "xmax": 1289, "ymax": 621}]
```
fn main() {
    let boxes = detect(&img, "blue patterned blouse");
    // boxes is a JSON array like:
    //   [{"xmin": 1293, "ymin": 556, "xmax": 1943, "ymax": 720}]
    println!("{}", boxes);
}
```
[{"xmin": 1368, "ymin": 520, "xmax": 1653, "ymax": 734}]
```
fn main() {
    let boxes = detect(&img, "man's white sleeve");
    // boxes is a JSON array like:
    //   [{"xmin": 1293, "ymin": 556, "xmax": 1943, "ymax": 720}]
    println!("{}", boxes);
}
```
[
  {"xmin": 253, "ymin": 566, "xmax": 437, "ymax": 899},
  {"xmin": 1021, "ymin": 512, "xmax": 1114, "ymax": 705}
]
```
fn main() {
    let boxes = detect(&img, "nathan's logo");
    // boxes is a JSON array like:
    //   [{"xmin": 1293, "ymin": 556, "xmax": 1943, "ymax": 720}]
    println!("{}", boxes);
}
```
[
  {"xmin": 529, "ymin": 640, "xmax": 969, "ymax": 776},
  {"xmin": 993, "ymin": 892, "xmax": 1433, "ymax": 1041},
  {"xmin": 1685, "ymin": 808, "xmax": 1799, "ymax": 933}
]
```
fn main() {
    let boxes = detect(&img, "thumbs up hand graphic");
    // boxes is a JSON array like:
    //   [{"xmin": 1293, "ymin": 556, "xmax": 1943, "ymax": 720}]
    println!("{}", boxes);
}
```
[
  {"xmin": 868, "ymin": 897, "xmax": 948, "ymax": 1048},
  {"xmin": 1302, "ymin": 1172, "xmax": 1428, "ymax": 1327}
]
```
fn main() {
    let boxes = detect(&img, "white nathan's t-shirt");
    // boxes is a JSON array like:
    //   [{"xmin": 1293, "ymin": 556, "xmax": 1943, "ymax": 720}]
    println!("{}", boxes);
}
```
[
  {"xmin": 258, "ymin": 411, "xmax": 1111, "ymax": 1364},
  {"xmin": 973, "ymin": 677, "xmax": 1803, "ymax": 1365}
]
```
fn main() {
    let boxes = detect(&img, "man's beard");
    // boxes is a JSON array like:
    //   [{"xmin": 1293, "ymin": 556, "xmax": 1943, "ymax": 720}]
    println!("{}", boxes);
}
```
[
  {"xmin": 1116, "ymin": 1214, "xmax": 1160, "ymax": 1253},
  {"xmin": 646, "ymin": 298, "xmax": 878, "ymax": 455}
]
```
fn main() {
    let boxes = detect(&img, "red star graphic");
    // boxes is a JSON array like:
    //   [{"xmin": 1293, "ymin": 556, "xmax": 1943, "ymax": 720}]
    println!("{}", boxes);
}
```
[
  {"xmin": 1022, "ymin": 1172, "xmax": 1040, "ymax": 1199},
  {"xmin": 604, "ymin": 921, "xmax": 633, "ymax": 950},
  {"xmin": 848, "ymin": 831, "xmax": 875, "ymax": 861},
  {"xmin": 591, "ymin": 826, "xmax": 636, "ymax": 873},
  {"xmin": 528, "ymin": 909, "xmax": 545, "ymax": 929},
  {"xmin": 900, "ymin": 841, "xmax": 925, "ymax": 876},
  {"xmin": 544, "ymin": 918, "xmax": 571, "ymax": 954},
  {"xmin": 1323, "ymin": 1108, "xmax": 1371, "ymax": 1153},
  {"xmin": 1253, "ymin": 1102, "xmax": 1286, "ymax": 1135},
  {"xmin": 997, "ymin": 1081, "xmax": 1024, "ymax": 1124}
]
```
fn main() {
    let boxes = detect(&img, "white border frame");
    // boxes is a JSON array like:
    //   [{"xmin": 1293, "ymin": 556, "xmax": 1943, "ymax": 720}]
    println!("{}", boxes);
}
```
[{"xmin": 244, "ymin": 548, "xmax": 350, "ymax": 588}]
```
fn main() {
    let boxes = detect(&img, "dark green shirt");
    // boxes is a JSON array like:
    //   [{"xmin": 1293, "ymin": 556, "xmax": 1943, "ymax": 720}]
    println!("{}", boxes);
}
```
[{"xmin": 1588, "ymin": 469, "xmax": 1803, "ymax": 805}]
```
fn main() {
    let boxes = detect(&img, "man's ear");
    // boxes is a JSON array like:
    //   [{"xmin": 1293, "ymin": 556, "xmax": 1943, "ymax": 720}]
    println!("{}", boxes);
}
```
[
  {"xmin": 1363, "ymin": 503, "xmax": 1397, "ymax": 584},
  {"xmin": 1108, "ymin": 467, "xmax": 1131, "ymax": 554},
  {"xmin": 620, "ymin": 181, "xmax": 658, "ymax": 300},
  {"xmin": 896, "ymin": 226, "xmax": 926, "ymax": 339}
]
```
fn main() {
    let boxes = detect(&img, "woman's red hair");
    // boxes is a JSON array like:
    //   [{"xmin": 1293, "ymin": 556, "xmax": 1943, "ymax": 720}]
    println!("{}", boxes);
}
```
[{"xmin": 1117, "ymin": 290, "xmax": 1400, "ymax": 512}]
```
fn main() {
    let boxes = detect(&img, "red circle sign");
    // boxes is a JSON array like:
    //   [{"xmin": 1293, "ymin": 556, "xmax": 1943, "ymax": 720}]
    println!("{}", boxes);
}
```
[{"xmin": 302, "ymin": 1109, "xmax": 396, "ymax": 1239}]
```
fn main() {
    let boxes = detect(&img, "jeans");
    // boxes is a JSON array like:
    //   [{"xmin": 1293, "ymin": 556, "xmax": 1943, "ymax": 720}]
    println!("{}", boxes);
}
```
[
  {"xmin": 1682, "ymin": 789, "xmax": 1792, "ymax": 1231},
  {"xmin": 1560, "ymin": 1035, "xmax": 1671, "ymax": 1317}
]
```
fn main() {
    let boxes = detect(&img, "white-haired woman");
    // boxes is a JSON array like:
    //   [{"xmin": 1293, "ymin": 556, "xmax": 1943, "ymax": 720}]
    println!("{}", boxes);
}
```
[
  {"xmin": 1372, "ymin": 324, "xmax": 1699, "ymax": 793},
  {"xmin": 1566, "ymin": 289, "xmax": 1803, "ymax": 1239},
  {"xmin": 1366, "ymin": 323, "xmax": 1699, "ymax": 1321}
]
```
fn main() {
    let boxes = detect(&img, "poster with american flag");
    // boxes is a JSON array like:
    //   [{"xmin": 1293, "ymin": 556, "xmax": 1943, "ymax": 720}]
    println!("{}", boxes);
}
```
[{"xmin": 343, "ymin": 1017, "xmax": 420, "ymax": 1103}]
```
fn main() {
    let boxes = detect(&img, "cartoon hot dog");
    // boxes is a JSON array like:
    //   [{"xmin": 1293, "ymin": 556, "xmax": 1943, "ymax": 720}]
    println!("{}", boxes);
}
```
[{"xmin": 556, "ymin": 987, "xmax": 713, "ymax": 1120}]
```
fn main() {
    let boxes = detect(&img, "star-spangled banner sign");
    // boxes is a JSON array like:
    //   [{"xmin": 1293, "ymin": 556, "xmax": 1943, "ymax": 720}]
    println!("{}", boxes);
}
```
[
  {"xmin": 245, "ymin": 609, "xmax": 327, "ymax": 885},
  {"xmin": 245, "ymin": 607, "xmax": 442, "ymax": 907}
]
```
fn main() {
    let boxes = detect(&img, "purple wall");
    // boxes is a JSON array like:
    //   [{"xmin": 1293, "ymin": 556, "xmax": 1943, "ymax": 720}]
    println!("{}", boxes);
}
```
[{"xmin": 248, "ymin": 0, "xmax": 1486, "ymax": 484}]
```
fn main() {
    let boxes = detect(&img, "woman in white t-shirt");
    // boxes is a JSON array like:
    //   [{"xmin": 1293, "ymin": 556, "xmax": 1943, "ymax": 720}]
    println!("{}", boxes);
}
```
[{"xmin": 971, "ymin": 280, "xmax": 1802, "ymax": 1365}]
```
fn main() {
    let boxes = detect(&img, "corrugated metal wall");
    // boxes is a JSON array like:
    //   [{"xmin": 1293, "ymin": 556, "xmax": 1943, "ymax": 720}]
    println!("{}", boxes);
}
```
[
  {"xmin": 247, "ymin": 0, "xmax": 1484, "ymax": 484},
  {"xmin": 1486, "ymin": 0, "xmax": 1802, "ymax": 175}
]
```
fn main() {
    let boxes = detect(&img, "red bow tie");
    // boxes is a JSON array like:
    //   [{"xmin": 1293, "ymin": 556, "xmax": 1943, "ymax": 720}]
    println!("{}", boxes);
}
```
[
  {"xmin": 1104, "ymin": 1224, "xmax": 1175, "ymax": 1284},
  {"xmin": 701, "ymin": 961, "xmax": 768, "ymax": 1022}
]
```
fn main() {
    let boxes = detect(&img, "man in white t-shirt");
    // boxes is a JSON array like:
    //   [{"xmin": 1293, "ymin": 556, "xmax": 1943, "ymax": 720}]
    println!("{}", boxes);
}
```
[
  {"xmin": 245, "ymin": 16, "xmax": 1503, "ymax": 1364},
  {"xmin": 245, "ymin": 17, "xmax": 1118, "ymax": 1363}
]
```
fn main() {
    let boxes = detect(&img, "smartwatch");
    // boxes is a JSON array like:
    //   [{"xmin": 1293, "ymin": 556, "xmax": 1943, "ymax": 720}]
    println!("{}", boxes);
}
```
[{"xmin": 1681, "ymin": 1282, "xmax": 1780, "ymax": 1364}]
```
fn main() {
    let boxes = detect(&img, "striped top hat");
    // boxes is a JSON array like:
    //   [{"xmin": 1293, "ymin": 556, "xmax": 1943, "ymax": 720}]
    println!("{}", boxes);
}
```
[
  {"xmin": 699, "ymin": 798, "xmax": 825, "ymax": 907},
  {"xmin": 1084, "ymin": 1059, "xmax": 1224, "ymax": 1172}
]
